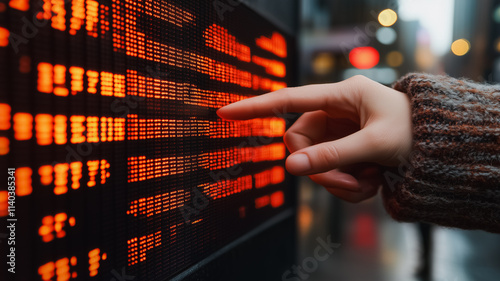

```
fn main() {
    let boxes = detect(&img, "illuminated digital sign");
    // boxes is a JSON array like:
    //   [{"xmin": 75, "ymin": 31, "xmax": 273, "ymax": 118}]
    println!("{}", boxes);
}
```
[{"xmin": 0, "ymin": 0, "xmax": 293, "ymax": 280}]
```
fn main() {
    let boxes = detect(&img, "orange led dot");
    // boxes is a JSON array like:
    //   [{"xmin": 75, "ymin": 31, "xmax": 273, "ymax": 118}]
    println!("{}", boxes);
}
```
[
  {"xmin": 89, "ymin": 248, "xmax": 100, "ymax": 257},
  {"xmin": 0, "ymin": 103, "xmax": 11, "ymax": 130},
  {"xmin": 256, "ymin": 32, "xmax": 287, "ymax": 58},
  {"xmin": 0, "ymin": 27, "xmax": 9, "ymax": 47},
  {"xmin": 54, "ymin": 115, "xmax": 67, "ymax": 145},
  {"xmin": 38, "ymin": 261, "xmax": 55, "ymax": 281},
  {"xmin": 70, "ymin": 162, "xmax": 82, "ymax": 189},
  {"xmin": 271, "ymin": 191, "xmax": 285, "ymax": 208},
  {"xmin": 53, "ymin": 64, "xmax": 68, "ymax": 96},
  {"xmin": 50, "ymin": 0, "xmax": 66, "ymax": 31},
  {"xmin": 54, "ymin": 163, "xmax": 69, "ymax": 195},
  {"xmin": 41, "ymin": 234, "xmax": 54, "ymax": 243},
  {"xmin": 0, "ymin": 137, "xmax": 9, "ymax": 155},
  {"xmin": 42, "ymin": 215, "xmax": 54, "ymax": 225},
  {"xmin": 39, "ymin": 225, "xmax": 52, "ymax": 236},
  {"xmin": 0, "ymin": 191, "xmax": 8, "ymax": 217},
  {"xmin": 13, "ymin": 113, "xmax": 33, "ymax": 140},
  {"xmin": 68, "ymin": 217, "xmax": 75, "ymax": 226},
  {"xmin": 9, "ymin": 0, "xmax": 29, "ymax": 11},
  {"xmin": 87, "ymin": 160, "xmax": 99, "ymax": 187},
  {"xmin": 35, "ymin": 114, "xmax": 53, "ymax": 145},
  {"xmin": 255, "ymin": 195, "xmax": 270, "ymax": 209},
  {"xmin": 86, "ymin": 70, "xmax": 99, "ymax": 94},
  {"xmin": 16, "ymin": 167, "xmax": 32, "ymax": 196},
  {"xmin": 39, "ymin": 165, "xmax": 53, "ymax": 185},
  {"xmin": 55, "ymin": 212, "xmax": 67, "ymax": 222},
  {"xmin": 70, "ymin": 115, "xmax": 86, "ymax": 143},
  {"xmin": 38, "ymin": 62, "xmax": 53, "ymax": 94},
  {"xmin": 69, "ymin": 66, "xmax": 84, "ymax": 94},
  {"xmin": 55, "ymin": 227, "xmax": 65, "ymax": 237}
]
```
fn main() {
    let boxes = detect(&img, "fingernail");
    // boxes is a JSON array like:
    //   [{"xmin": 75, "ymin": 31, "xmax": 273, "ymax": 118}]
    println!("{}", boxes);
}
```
[
  {"xmin": 287, "ymin": 153, "xmax": 311, "ymax": 174},
  {"xmin": 216, "ymin": 109, "xmax": 223, "ymax": 118},
  {"xmin": 217, "ymin": 104, "xmax": 234, "ymax": 118}
]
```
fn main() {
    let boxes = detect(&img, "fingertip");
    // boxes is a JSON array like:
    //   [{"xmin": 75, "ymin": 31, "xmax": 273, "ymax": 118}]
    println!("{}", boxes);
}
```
[
  {"xmin": 217, "ymin": 104, "xmax": 238, "ymax": 120},
  {"xmin": 286, "ymin": 153, "xmax": 311, "ymax": 175},
  {"xmin": 216, "ymin": 108, "xmax": 226, "ymax": 119}
]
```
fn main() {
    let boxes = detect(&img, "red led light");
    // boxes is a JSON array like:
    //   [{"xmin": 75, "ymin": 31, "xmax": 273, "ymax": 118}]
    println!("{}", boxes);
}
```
[
  {"xmin": 252, "ymin": 56, "xmax": 286, "ymax": 78},
  {"xmin": 127, "ymin": 231, "xmax": 162, "ymax": 266},
  {"xmin": 4, "ymin": 0, "xmax": 290, "ymax": 279},
  {"xmin": 0, "ymin": 191, "xmax": 8, "ymax": 216},
  {"xmin": 202, "ymin": 176, "xmax": 253, "ymax": 200},
  {"xmin": 15, "ymin": 167, "xmax": 32, "ymax": 196},
  {"xmin": 88, "ymin": 248, "xmax": 106, "ymax": 277},
  {"xmin": 39, "ymin": 213, "xmax": 76, "ymax": 242},
  {"xmin": 9, "ymin": 0, "xmax": 29, "ymax": 11},
  {"xmin": 0, "ymin": 104, "xmax": 11, "ymax": 130},
  {"xmin": 205, "ymin": 24, "xmax": 251, "ymax": 62},
  {"xmin": 349, "ymin": 46, "xmax": 380, "ymax": 69},
  {"xmin": 255, "ymin": 191, "xmax": 284, "ymax": 209},
  {"xmin": 256, "ymin": 32, "xmax": 287, "ymax": 58},
  {"xmin": 0, "ymin": 27, "xmax": 9, "ymax": 47},
  {"xmin": 255, "ymin": 166, "xmax": 285, "ymax": 188},
  {"xmin": 127, "ymin": 190, "xmax": 190, "ymax": 217},
  {"xmin": 38, "ymin": 256, "xmax": 77, "ymax": 281}
]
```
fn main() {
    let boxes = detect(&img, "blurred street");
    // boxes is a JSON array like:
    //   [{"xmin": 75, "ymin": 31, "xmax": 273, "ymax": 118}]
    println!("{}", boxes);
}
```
[{"xmin": 297, "ymin": 178, "xmax": 500, "ymax": 281}]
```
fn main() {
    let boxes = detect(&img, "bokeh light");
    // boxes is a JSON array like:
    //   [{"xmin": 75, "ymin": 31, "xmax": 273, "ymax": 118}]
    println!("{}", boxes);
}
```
[
  {"xmin": 349, "ymin": 47, "xmax": 380, "ymax": 69},
  {"xmin": 451, "ymin": 38, "xmax": 470, "ymax": 56},
  {"xmin": 378, "ymin": 9, "xmax": 397, "ymax": 27},
  {"xmin": 376, "ymin": 27, "xmax": 397, "ymax": 45},
  {"xmin": 493, "ymin": 5, "xmax": 500, "ymax": 23},
  {"xmin": 312, "ymin": 52, "xmax": 335, "ymax": 75},
  {"xmin": 386, "ymin": 51, "xmax": 404, "ymax": 67},
  {"xmin": 495, "ymin": 38, "xmax": 500, "ymax": 53}
]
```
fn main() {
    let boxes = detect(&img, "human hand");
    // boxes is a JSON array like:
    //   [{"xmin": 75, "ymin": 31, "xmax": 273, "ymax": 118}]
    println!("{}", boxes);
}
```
[{"xmin": 217, "ymin": 75, "xmax": 412, "ymax": 203}]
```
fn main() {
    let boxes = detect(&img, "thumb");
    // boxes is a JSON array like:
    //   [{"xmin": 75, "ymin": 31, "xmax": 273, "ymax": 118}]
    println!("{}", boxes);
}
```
[{"xmin": 285, "ymin": 128, "xmax": 380, "ymax": 176}]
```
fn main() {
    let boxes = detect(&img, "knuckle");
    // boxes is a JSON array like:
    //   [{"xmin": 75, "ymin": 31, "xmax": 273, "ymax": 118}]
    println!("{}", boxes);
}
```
[
  {"xmin": 348, "ymin": 74, "xmax": 369, "ymax": 83},
  {"xmin": 315, "ymin": 144, "xmax": 340, "ymax": 169}
]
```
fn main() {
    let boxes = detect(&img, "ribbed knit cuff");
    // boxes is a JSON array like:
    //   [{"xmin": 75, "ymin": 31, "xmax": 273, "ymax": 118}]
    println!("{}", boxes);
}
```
[{"xmin": 382, "ymin": 73, "xmax": 500, "ymax": 233}]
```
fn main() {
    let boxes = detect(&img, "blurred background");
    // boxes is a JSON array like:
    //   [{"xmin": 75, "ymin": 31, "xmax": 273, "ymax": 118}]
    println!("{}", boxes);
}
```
[{"xmin": 294, "ymin": 0, "xmax": 500, "ymax": 281}]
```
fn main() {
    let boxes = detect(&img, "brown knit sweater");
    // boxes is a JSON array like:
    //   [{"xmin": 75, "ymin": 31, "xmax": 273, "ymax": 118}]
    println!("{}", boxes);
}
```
[{"xmin": 382, "ymin": 73, "xmax": 500, "ymax": 233}]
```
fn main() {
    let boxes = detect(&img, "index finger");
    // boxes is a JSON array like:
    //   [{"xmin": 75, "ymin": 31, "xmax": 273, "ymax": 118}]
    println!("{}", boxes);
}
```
[{"xmin": 216, "ymin": 80, "xmax": 359, "ymax": 120}]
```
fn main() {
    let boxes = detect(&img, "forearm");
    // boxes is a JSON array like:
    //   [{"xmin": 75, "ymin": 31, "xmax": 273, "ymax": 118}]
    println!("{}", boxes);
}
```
[{"xmin": 382, "ymin": 73, "xmax": 500, "ymax": 233}]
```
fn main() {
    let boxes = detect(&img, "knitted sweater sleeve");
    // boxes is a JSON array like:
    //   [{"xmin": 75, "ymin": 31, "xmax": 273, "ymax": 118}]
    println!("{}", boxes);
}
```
[{"xmin": 381, "ymin": 73, "xmax": 500, "ymax": 233}]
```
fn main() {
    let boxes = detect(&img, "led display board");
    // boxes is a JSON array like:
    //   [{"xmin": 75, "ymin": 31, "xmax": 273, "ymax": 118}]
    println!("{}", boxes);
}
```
[{"xmin": 0, "ymin": 0, "xmax": 294, "ymax": 280}]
